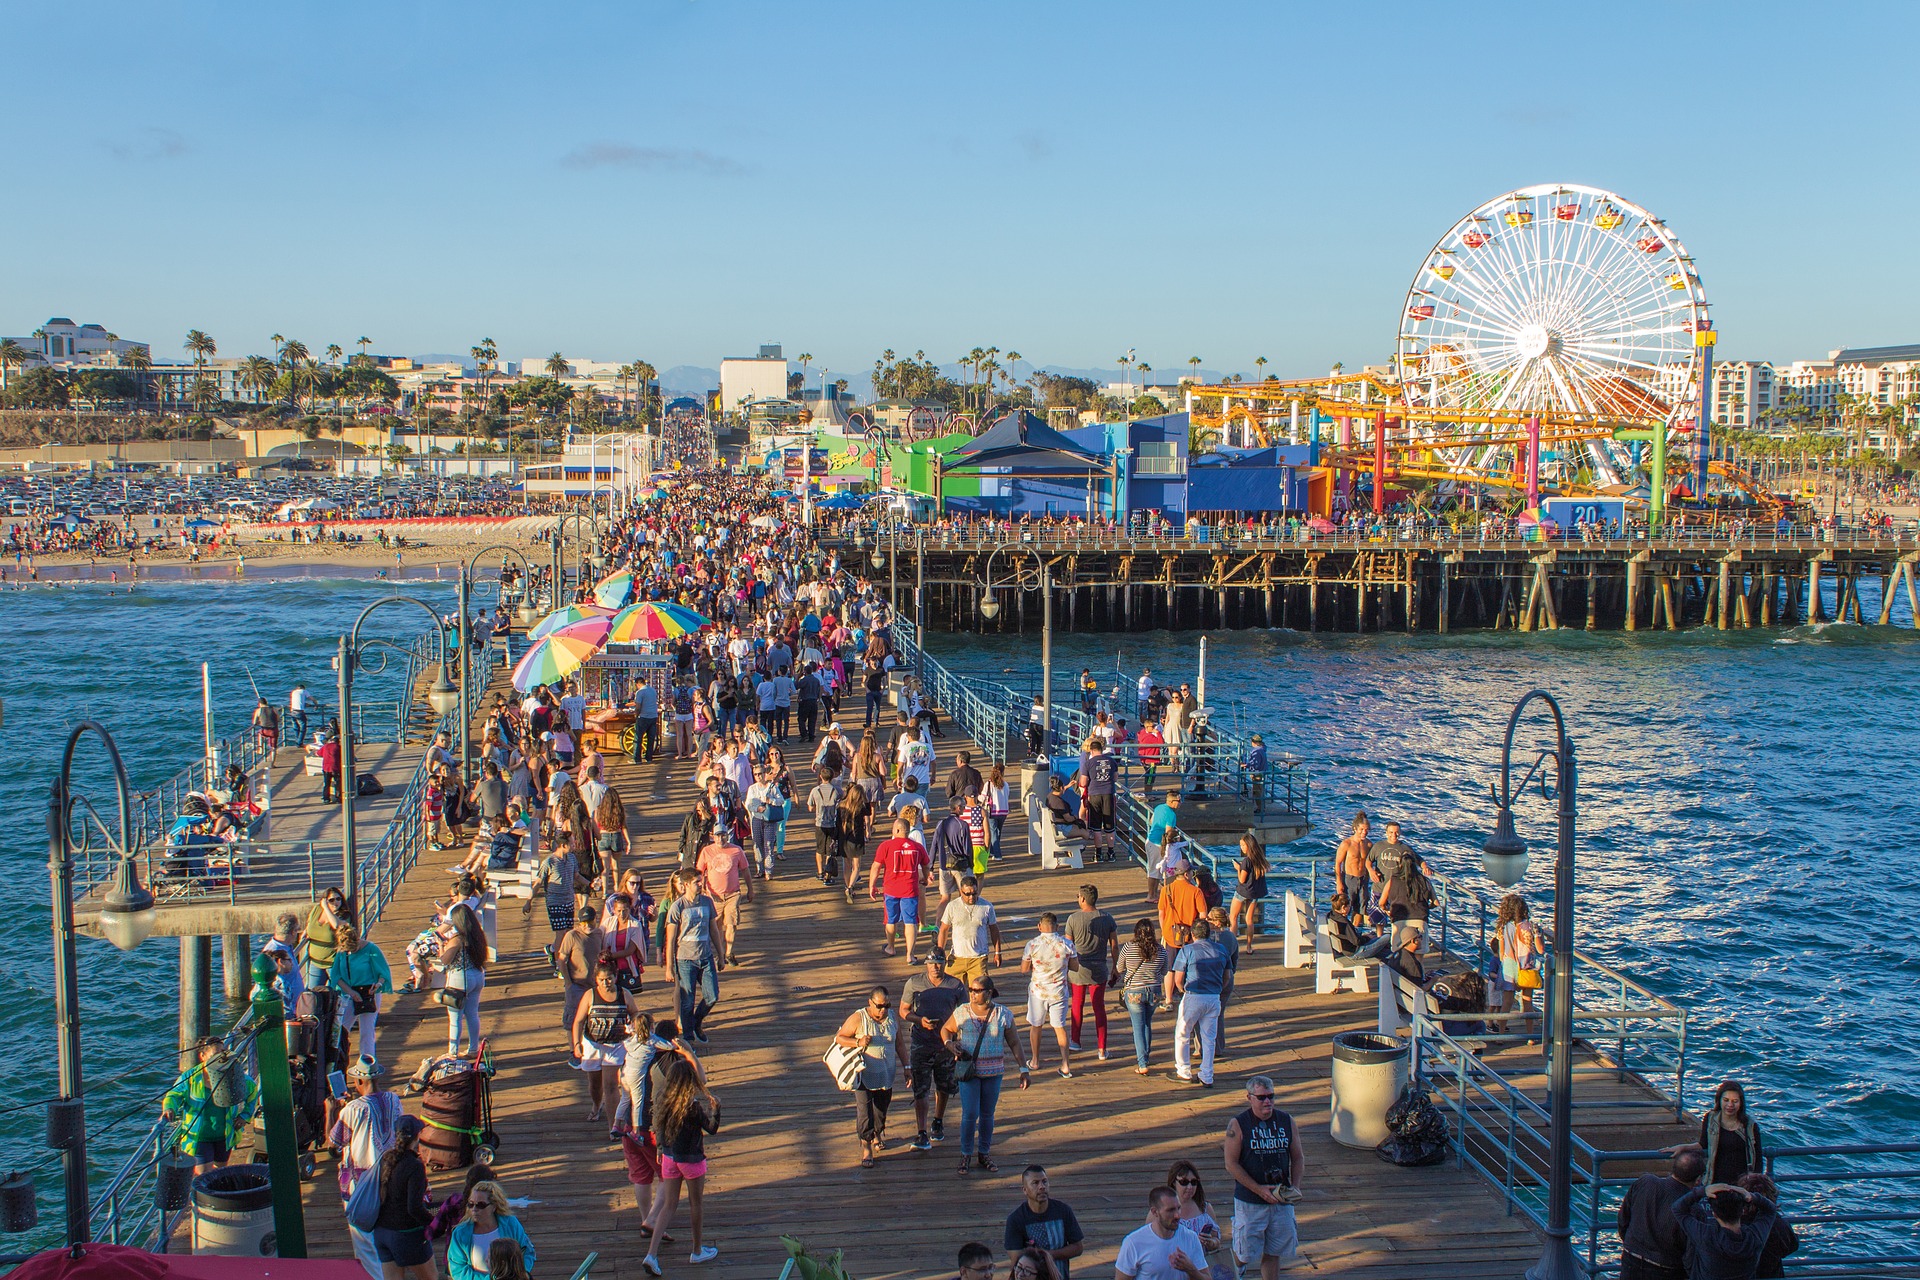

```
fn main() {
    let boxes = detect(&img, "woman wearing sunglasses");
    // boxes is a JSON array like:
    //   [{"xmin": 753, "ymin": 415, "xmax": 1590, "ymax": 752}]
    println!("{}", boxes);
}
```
[{"xmin": 940, "ymin": 977, "xmax": 1029, "ymax": 1176}]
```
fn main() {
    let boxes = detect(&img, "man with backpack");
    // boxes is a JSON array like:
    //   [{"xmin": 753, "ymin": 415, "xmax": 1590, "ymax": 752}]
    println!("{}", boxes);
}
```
[{"xmin": 808, "ymin": 766, "xmax": 845, "ymax": 885}]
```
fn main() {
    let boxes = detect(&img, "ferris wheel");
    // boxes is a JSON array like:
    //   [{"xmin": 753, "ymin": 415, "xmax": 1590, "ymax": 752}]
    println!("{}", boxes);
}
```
[{"xmin": 1395, "ymin": 184, "xmax": 1709, "ymax": 457}]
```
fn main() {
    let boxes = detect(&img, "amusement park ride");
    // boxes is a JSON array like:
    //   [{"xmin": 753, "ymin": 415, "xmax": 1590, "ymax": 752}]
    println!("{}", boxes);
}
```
[{"xmin": 1188, "ymin": 183, "xmax": 1792, "ymax": 530}]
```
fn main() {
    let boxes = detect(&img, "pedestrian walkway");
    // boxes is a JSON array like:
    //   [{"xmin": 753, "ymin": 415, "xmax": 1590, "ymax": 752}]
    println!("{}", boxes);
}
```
[{"xmin": 291, "ymin": 707, "xmax": 1636, "ymax": 1280}]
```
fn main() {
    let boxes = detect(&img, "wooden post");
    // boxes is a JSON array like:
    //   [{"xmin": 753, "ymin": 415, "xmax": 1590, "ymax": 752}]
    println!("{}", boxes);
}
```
[
  {"xmin": 1904, "ymin": 559, "xmax": 1920, "ymax": 628},
  {"xmin": 1585, "ymin": 565, "xmax": 1598, "ymax": 631},
  {"xmin": 1625, "ymin": 557, "xmax": 1641, "ymax": 632},
  {"xmin": 1716, "ymin": 559, "xmax": 1732, "ymax": 631},
  {"xmin": 1308, "ymin": 569, "xmax": 1319, "ymax": 632},
  {"xmin": 1878, "ymin": 570, "xmax": 1897, "ymax": 626},
  {"xmin": 1661, "ymin": 574, "xmax": 1679, "ymax": 630},
  {"xmin": 1808, "ymin": 557, "xmax": 1825, "ymax": 622},
  {"xmin": 1438, "ymin": 558, "xmax": 1452, "ymax": 634}
]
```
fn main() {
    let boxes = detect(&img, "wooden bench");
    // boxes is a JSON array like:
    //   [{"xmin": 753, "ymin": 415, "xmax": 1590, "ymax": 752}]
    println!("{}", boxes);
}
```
[
  {"xmin": 1316, "ymin": 914, "xmax": 1374, "ymax": 995},
  {"xmin": 1282, "ymin": 891, "xmax": 1313, "ymax": 969}
]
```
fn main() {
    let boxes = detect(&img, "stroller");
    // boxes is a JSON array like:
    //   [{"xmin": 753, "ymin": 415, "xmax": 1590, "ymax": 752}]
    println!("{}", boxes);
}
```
[{"xmin": 416, "ymin": 1041, "xmax": 499, "ymax": 1170}]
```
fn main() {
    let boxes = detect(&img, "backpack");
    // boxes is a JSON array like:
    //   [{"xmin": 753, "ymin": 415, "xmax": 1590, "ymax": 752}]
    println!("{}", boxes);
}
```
[
  {"xmin": 346, "ymin": 1161, "xmax": 383, "ymax": 1231},
  {"xmin": 1396, "ymin": 860, "xmax": 1436, "ymax": 911}
]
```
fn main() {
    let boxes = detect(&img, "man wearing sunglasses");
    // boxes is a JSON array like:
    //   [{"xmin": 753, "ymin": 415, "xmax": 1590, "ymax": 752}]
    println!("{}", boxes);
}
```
[{"xmin": 1223, "ymin": 1075, "xmax": 1303, "ymax": 1278}]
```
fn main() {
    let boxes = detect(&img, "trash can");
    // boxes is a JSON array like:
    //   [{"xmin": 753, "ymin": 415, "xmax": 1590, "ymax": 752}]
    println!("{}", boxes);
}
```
[
  {"xmin": 1328, "ymin": 1032, "xmax": 1409, "ymax": 1149},
  {"xmin": 191, "ymin": 1163, "xmax": 276, "ymax": 1257}
]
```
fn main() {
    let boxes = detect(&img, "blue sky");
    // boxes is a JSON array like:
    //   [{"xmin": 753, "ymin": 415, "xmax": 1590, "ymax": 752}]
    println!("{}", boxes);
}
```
[{"xmin": 4, "ymin": 1, "xmax": 1915, "ymax": 378}]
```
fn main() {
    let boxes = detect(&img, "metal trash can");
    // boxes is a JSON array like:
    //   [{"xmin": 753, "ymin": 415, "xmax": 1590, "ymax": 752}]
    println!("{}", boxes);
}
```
[
  {"xmin": 191, "ymin": 1163, "xmax": 276, "ymax": 1256},
  {"xmin": 1328, "ymin": 1032, "xmax": 1409, "ymax": 1148}
]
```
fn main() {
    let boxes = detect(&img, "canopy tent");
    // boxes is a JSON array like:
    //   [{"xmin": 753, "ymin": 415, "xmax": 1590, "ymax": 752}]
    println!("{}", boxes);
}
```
[{"xmin": 942, "ymin": 410, "xmax": 1108, "ymax": 473}]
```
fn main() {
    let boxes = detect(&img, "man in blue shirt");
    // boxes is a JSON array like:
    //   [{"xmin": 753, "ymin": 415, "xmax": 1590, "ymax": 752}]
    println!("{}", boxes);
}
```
[
  {"xmin": 1246, "ymin": 735, "xmax": 1268, "ymax": 816},
  {"xmin": 632, "ymin": 680, "xmax": 660, "ymax": 763},
  {"xmin": 1144, "ymin": 791, "xmax": 1182, "ymax": 900},
  {"xmin": 1170, "ymin": 919, "xmax": 1228, "ymax": 1087}
]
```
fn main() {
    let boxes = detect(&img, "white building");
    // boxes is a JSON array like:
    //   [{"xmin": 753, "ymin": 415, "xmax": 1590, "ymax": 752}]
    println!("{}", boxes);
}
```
[
  {"xmin": 1, "ymin": 317, "xmax": 149, "ymax": 367},
  {"xmin": 1709, "ymin": 360, "xmax": 1774, "ymax": 429},
  {"xmin": 719, "ymin": 345, "xmax": 791, "ymax": 412},
  {"xmin": 520, "ymin": 431, "xmax": 659, "ymax": 505},
  {"xmin": 1776, "ymin": 358, "xmax": 1838, "ymax": 419}
]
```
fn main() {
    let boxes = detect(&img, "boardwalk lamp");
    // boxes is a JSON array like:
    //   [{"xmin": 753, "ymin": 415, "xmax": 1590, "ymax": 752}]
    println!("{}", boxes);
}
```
[
  {"xmin": 1482, "ymin": 690, "xmax": 1578, "ymax": 1280},
  {"xmin": 427, "ymin": 672, "xmax": 460, "ymax": 717},
  {"xmin": 979, "ymin": 595, "xmax": 1003, "ymax": 620},
  {"xmin": 47, "ymin": 720, "xmax": 152, "ymax": 1245}
]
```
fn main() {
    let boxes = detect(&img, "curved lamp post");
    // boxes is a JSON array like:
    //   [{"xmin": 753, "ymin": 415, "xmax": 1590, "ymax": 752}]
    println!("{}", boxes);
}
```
[
  {"xmin": 458, "ymin": 545, "xmax": 537, "ymax": 784},
  {"xmin": 48, "ymin": 720, "xmax": 155, "ymax": 1244},
  {"xmin": 337, "ymin": 597, "xmax": 458, "ymax": 906},
  {"xmin": 977, "ymin": 543, "xmax": 1053, "ymax": 755},
  {"xmin": 1480, "ymin": 690, "xmax": 1578, "ymax": 1280}
]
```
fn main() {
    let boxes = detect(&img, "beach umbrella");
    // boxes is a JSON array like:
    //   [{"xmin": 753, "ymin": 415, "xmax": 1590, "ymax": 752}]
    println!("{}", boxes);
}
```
[
  {"xmin": 510, "ymin": 630, "xmax": 601, "ymax": 692},
  {"xmin": 183, "ymin": 518, "xmax": 220, "ymax": 530},
  {"xmin": 606, "ymin": 601, "xmax": 711, "ymax": 643},
  {"xmin": 528, "ymin": 603, "xmax": 612, "ymax": 642},
  {"xmin": 547, "ymin": 613, "xmax": 613, "ymax": 647},
  {"xmin": 593, "ymin": 569, "xmax": 638, "ymax": 609}
]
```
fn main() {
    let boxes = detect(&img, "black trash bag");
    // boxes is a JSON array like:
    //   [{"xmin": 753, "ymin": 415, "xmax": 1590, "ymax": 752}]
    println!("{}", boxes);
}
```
[{"xmin": 1377, "ymin": 1084, "xmax": 1450, "ymax": 1166}]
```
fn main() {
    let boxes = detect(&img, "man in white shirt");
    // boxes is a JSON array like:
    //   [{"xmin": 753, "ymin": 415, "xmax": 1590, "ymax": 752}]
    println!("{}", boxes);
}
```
[
  {"xmin": 1136, "ymin": 670, "xmax": 1153, "ymax": 725},
  {"xmin": 1115, "ymin": 1186, "xmax": 1208, "ymax": 1280},
  {"xmin": 559, "ymin": 683, "xmax": 588, "ymax": 733}
]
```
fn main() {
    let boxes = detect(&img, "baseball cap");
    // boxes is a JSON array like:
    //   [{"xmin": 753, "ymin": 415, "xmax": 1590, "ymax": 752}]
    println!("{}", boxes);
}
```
[
  {"xmin": 923, "ymin": 947, "xmax": 948, "ymax": 964},
  {"xmin": 395, "ymin": 1114, "xmax": 426, "ymax": 1139}
]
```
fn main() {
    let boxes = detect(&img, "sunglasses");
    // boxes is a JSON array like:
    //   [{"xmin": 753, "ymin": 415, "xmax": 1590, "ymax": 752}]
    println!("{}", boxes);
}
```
[
  {"xmin": 1174, "ymin": 1176, "xmax": 1198, "ymax": 1185},
  {"xmin": 1250, "ymin": 1093, "xmax": 1275, "ymax": 1102}
]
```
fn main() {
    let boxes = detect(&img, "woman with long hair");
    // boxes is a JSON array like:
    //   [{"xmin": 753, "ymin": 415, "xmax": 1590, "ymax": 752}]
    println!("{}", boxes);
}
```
[
  {"xmin": 439, "ymin": 903, "xmax": 489, "ymax": 1058},
  {"xmin": 852, "ymin": 734, "xmax": 886, "ymax": 808},
  {"xmin": 1229, "ymin": 831, "xmax": 1269, "ymax": 953},
  {"xmin": 371, "ymin": 1115, "xmax": 435, "ymax": 1280},
  {"xmin": 643, "ymin": 1046, "xmax": 722, "ymax": 1270},
  {"xmin": 594, "ymin": 786, "xmax": 630, "ymax": 887},
  {"xmin": 1494, "ymin": 894, "xmax": 1544, "ymax": 1022},
  {"xmin": 836, "ymin": 780, "xmax": 873, "ymax": 905},
  {"xmin": 329, "ymin": 922, "xmax": 393, "ymax": 1059},
  {"xmin": 1116, "ymin": 917, "xmax": 1167, "ymax": 1074},
  {"xmin": 572, "ymin": 956, "xmax": 640, "ymax": 1124},
  {"xmin": 939, "ymin": 975, "xmax": 1029, "ymax": 1176},
  {"xmin": 1700, "ymin": 1080, "xmax": 1766, "ymax": 1187},
  {"xmin": 766, "ymin": 746, "xmax": 794, "ymax": 862},
  {"xmin": 1164, "ymin": 1159, "xmax": 1232, "ymax": 1280},
  {"xmin": 984, "ymin": 763, "xmax": 1009, "ymax": 862}
]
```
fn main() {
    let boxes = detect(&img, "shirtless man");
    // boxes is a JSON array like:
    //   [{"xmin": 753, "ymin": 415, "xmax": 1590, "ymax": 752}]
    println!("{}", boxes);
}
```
[{"xmin": 1335, "ymin": 812, "xmax": 1372, "ymax": 923}]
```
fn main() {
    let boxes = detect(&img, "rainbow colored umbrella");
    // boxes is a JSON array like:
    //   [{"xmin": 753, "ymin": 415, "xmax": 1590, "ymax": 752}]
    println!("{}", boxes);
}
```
[
  {"xmin": 510, "ymin": 630, "xmax": 602, "ymax": 692},
  {"xmin": 528, "ymin": 603, "xmax": 612, "ymax": 642},
  {"xmin": 606, "ymin": 601, "xmax": 710, "ymax": 643},
  {"xmin": 593, "ymin": 569, "xmax": 637, "ymax": 609},
  {"xmin": 547, "ymin": 613, "xmax": 613, "ymax": 648}
]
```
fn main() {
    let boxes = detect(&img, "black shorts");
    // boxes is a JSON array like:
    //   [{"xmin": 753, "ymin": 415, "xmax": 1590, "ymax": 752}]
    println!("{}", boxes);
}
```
[
  {"xmin": 1085, "ymin": 793, "xmax": 1115, "ymax": 832},
  {"xmin": 909, "ymin": 1041, "xmax": 957, "ymax": 1099},
  {"xmin": 373, "ymin": 1226, "xmax": 432, "ymax": 1266}
]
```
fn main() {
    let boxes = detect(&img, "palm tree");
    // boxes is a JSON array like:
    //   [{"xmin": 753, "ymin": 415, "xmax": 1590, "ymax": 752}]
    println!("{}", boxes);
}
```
[
  {"xmin": 545, "ymin": 352, "xmax": 568, "ymax": 379},
  {"xmin": 185, "ymin": 330, "xmax": 217, "ymax": 411},
  {"xmin": 270, "ymin": 333, "xmax": 285, "ymax": 361},
  {"xmin": 357, "ymin": 335, "xmax": 372, "ymax": 363},
  {"xmin": 1005, "ymin": 350, "xmax": 1022, "ymax": 389},
  {"xmin": 0, "ymin": 338, "xmax": 28, "ymax": 392},
  {"xmin": 1116, "ymin": 353, "xmax": 1132, "ymax": 400},
  {"xmin": 632, "ymin": 359, "xmax": 657, "ymax": 428},
  {"xmin": 1187, "ymin": 356, "xmax": 1202, "ymax": 382},
  {"xmin": 797, "ymin": 353, "xmax": 813, "ymax": 394},
  {"xmin": 239, "ymin": 355, "xmax": 277, "ymax": 405},
  {"xmin": 1256, "ymin": 356, "xmax": 1269, "ymax": 380},
  {"xmin": 326, "ymin": 343, "xmax": 343, "ymax": 367},
  {"xmin": 122, "ymin": 346, "xmax": 152, "ymax": 413}
]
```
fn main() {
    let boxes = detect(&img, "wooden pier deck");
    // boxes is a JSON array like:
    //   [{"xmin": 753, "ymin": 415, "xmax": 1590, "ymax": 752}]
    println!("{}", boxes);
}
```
[{"xmin": 285, "ymin": 703, "xmax": 1695, "ymax": 1280}]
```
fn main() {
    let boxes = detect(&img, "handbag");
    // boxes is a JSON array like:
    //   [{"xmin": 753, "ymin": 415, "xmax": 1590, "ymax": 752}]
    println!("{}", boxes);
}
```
[
  {"xmin": 348, "ymin": 984, "xmax": 378, "ymax": 1016},
  {"xmin": 823, "ymin": 1041, "xmax": 865, "ymax": 1092},
  {"xmin": 950, "ymin": 1009, "xmax": 992, "ymax": 1084},
  {"xmin": 1515, "ymin": 965, "xmax": 1543, "ymax": 990}
]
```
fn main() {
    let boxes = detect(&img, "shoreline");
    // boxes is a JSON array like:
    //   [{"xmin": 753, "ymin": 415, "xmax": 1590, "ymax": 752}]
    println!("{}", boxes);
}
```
[{"xmin": 5, "ymin": 556, "xmax": 474, "ymax": 584}]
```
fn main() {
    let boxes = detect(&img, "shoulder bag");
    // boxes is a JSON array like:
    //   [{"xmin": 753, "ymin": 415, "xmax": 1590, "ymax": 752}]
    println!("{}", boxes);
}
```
[{"xmin": 950, "ymin": 1008, "xmax": 993, "ymax": 1083}]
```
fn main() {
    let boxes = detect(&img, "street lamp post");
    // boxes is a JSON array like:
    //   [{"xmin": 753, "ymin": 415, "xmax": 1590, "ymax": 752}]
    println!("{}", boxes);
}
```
[
  {"xmin": 1480, "ymin": 690, "xmax": 1578, "ymax": 1280},
  {"xmin": 977, "ymin": 544, "xmax": 1053, "ymax": 756},
  {"xmin": 337, "ymin": 598, "xmax": 459, "ymax": 907},
  {"xmin": 458, "ymin": 545, "xmax": 538, "ymax": 785},
  {"xmin": 47, "ymin": 720, "xmax": 157, "ymax": 1245}
]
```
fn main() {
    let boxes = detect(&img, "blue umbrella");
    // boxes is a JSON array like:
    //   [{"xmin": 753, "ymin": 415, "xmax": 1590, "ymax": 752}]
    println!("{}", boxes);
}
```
[
  {"xmin": 184, "ymin": 518, "xmax": 220, "ymax": 529},
  {"xmin": 817, "ymin": 493, "xmax": 866, "ymax": 511}
]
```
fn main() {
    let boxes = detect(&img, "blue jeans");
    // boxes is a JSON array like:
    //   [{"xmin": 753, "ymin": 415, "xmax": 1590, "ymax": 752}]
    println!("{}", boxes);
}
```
[
  {"xmin": 750, "ymin": 818, "xmax": 777, "ymax": 873},
  {"xmin": 675, "ymin": 956, "xmax": 719, "ymax": 1035},
  {"xmin": 988, "ymin": 814, "xmax": 1005, "ymax": 860},
  {"xmin": 1124, "ymin": 990, "xmax": 1158, "ymax": 1069},
  {"xmin": 864, "ymin": 691, "xmax": 884, "ymax": 725},
  {"xmin": 446, "ymin": 968, "xmax": 484, "ymax": 1056},
  {"xmin": 957, "ymin": 1073, "xmax": 1004, "ymax": 1157}
]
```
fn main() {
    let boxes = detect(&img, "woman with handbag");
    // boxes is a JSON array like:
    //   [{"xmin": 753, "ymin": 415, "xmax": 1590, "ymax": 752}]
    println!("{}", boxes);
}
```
[
  {"xmin": 438, "ymin": 903, "xmax": 488, "ymax": 1058},
  {"xmin": 831, "ymin": 986, "xmax": 906, "ymax": 1168},
  {"xmin": 329, "ymin": 923, "xmax": 394, "ymax": 1059},
  {"xmin": 594, "ymin": 788, "xmax": 631, "ymax": 889},
  {"xmin": 1494, "ymin": 894, "xmax": 1544, "ymax": 1028},
  {"xmin": 940, "ymin": 976, "xmax": 1030, "ymax": 1177}
]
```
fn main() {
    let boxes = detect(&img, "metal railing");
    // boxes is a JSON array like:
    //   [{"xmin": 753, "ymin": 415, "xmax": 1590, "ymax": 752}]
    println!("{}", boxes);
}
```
[{"xmin": 1413, "ymin": 1015, "xmax": 1920, "ymax": 1276}]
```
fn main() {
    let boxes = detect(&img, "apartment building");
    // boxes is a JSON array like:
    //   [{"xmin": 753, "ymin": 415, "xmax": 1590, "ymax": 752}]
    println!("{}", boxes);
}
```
[{"xmin": 1708, "ymin": 360, "xmax": 1774, "ymax": 428}]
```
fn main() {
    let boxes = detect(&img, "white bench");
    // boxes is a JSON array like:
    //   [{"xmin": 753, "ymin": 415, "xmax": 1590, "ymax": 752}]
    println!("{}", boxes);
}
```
[
  {"xmin": 1026, "ymin": 790, "xmax": 1084, "ymax": 870},
  {"xmin": 1282, "ymin": 891, "xmax": 1313, "ymax": 969},
  {"xmin": 1316, "ymin": 915, "xmax": 1374, "ymax": 995},
  {"xmin": 1376, "ymin": 958, "xmax": 1442, "ymax": 1036}
]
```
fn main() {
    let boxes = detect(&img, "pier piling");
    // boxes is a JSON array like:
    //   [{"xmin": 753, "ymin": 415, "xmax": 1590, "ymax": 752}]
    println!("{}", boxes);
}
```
[
  {"xmin": 222, "ymin": 933, "xmax": 251, "ymax": 1001},
  {"xmin": 179, "ymin": 935, "xmax": 211, "ymax": 1055}
]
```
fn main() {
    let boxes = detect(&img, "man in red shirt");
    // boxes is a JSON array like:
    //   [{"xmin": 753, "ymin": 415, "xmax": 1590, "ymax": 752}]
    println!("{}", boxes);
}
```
[
  {"xmin": 867, "ymin": 815, "xmax": 930, "ymax": 962},
  {"xmin": 697, "ymin": 834, "xmax": 754, "ymax": 966}
]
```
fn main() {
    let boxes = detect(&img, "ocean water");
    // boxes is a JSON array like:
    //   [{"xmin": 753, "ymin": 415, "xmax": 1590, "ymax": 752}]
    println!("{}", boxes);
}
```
[
  {"xmin": 0, "ymin": 574, "xmax": 458, "ymax": 1235},
  {"xmin": 933, "ymin": 620, "xmax": 1920, "ymax": 1151}
]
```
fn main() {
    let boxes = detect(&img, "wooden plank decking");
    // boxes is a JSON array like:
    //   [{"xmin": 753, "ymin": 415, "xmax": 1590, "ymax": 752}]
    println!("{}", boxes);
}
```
[{"xmin": 290, "ymin": 702, "xmax": 1677, "ymax": 1279}]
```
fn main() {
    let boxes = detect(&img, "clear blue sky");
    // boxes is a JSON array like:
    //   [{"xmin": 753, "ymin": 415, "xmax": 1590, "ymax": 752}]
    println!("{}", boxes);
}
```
[{"xmin": 5, "ymin": 1, "xmax": 1915, "ymax": 378}]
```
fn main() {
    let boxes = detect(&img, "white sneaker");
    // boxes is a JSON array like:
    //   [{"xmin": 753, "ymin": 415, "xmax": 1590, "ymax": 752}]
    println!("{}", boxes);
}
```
[
  {"xmin": 641, "ymin": 1257, "xmax": 662, "ymax": 1277},
  {"xmin": 689, "ymin": 1246, "xmax": 719, "ymax": 1265}
]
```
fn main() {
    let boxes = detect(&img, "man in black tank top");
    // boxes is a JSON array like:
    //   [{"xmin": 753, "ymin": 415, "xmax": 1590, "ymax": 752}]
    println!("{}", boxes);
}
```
[{"xmin": 1223, "ymin": 1075, "xmax": 1303, "ymax": 1278}]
